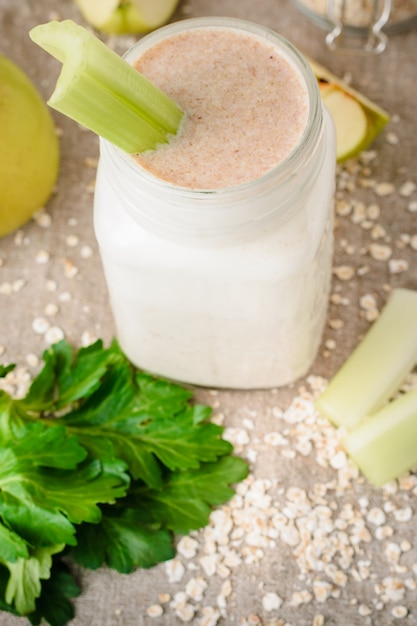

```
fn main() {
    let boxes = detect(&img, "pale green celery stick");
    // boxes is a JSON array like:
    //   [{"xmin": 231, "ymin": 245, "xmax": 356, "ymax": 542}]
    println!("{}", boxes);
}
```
[
  {"xmin": 343, "ymin": 388, "xmax": 417, "ymax": 486},
  {"xmin": 29, "ymin": 19, "xmax": 184, "ymax": 153},
  {"xmin": 316, "ymin": 288, "xmax": 417, "ymax": 429}
]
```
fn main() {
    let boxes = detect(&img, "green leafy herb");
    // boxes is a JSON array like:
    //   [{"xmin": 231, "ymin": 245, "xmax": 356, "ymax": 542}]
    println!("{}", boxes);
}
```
[{"xmin": 0, "ymin": 339, "xmax": 248, "ymax": 625}]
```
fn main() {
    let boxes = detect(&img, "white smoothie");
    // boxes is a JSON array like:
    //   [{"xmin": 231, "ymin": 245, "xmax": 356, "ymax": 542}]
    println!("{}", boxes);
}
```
[
  {"xmin": 133, "ymin": 27, "xmax": 309, "ymax": 188},
  {"xmin": 94, "ymin": 18, "xmax": 336, "ymax": 389}
]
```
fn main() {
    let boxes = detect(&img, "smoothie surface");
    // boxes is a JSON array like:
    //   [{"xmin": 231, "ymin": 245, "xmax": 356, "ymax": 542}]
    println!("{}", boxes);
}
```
[{"xmin": 134, "ymin": 27, "xmax": 309, "ymax": 189}]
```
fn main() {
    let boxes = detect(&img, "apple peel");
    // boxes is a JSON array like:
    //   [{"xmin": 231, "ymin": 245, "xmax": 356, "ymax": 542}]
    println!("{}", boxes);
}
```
[
  {"xmin": 308, "ymin": 57, "xmax": 390, "ymax": 162},
  {"xmin": 29, "ymin": 19, "xmax": 184, "ymax": 154},
  {"xmin": 74, "ymin": 0, "xmax": 180, "ymax": 35}
]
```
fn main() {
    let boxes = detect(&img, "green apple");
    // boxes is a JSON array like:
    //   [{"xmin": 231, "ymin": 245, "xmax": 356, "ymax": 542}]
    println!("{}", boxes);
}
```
[
  {"xmin": 74, "ymin": 0, "xmax": 180, "ymax": 35},
  {"xmin": 309, "ymin": 57, "xmax": 390, "ymax": 162},
  {"xmin": 0, "ymin": 55, "xmax": 60, "ymax": 238}
]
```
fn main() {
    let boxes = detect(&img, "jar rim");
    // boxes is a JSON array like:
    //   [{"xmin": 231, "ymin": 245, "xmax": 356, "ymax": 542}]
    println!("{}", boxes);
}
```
[{"xmin": 102, "ymin": 16, "xmax": 323, "ymax": 199}]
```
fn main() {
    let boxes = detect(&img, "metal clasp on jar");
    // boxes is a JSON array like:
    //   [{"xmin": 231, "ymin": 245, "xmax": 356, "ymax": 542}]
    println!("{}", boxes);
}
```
[{"xmin": 325, "ymin": 0, "xmax": 392, "ymax": 54}]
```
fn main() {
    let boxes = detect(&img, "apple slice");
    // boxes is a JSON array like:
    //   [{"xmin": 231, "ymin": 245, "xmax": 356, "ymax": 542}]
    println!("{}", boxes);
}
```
[
  {"xmin": 308, "ymin": 57, "xmax": 390, "ymax": 162},
  {"xmin": 319, "ymin": 82, "xmax": 368, "ymax": 161},
  {"xmin": 74, "ymin": 0, "xmax": 180, "ymax": 35}
]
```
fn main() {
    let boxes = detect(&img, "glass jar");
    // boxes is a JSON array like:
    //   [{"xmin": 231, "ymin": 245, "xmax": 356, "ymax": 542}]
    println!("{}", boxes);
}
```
[
  {"xmin": 293, "ymin": 0, "xmax": 417, "ymax": 53},
  {"xmin": 94, "ymin": 17, "xmax": 336, "ymax": 389}
]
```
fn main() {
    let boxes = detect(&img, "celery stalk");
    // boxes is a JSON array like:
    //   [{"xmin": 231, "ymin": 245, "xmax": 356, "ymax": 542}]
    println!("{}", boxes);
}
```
[
  {"xmin": 343, "ymin": 388, "xmax": 417, "ymax": 486},
  {"xmin": 316, "ymin": 288, "xmax": 417, "ymax": 429},
  {"xmin": 29, "ymin": 19, "xmax": 184, "ymax": 153}
]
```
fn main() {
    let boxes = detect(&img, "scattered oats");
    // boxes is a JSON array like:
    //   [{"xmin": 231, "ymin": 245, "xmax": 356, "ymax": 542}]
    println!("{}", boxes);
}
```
[
  {"xmin": 0, "ymin": 282, "xmax": 13, "ymax": 295},
  {"xmin": 399, "ymin": 180, "xmax": 416, "ymax": 197},
  {"xmin": 335, "ymin": 199, "xmax": 351, "ymax": 216},
  {"xmin": 32, "ymin": 317, "xmax": 50, "ymax": 334},
  {"xmin": 86, "ymin": 178, "xmax": 96, "ymax": 193},
  {"xmin": 333, "ymin": 265, "xmax": 354, "ymax": 281},
  {"xmin": 45, "ymin": 326, "xmax": 64, "ymax": 344},
  {"xmin": 45, "ymin": 279, "xmax": 57, "ymax": 292},
  {"xmin": 177, "ymin": 536, "xmax": 199, "ymax": 559},
  {"xmin": 385, "ymin": 542, "xmax": 402, "ymax": 564},
  {"xmin": 26, "ymin": 353, "xmax": 39, "ymax": 368},
  {"xmin": 12, "ymin": 279, "xmax": 25, "ymax": 293},
  {"xmin": 328, "ymin": 319, "xmax": 344, "ymax": 330},
  {"xmin": 33, "ymin": 209, "xmax": 52, "ymax": 228},
  {"xmin": 409, "ymin": 235, "xmax": 417, "ymax": 250},
  {"xmin": 199, "ymin": 555, "xmax": 218, "ymax": 577},
  {"xmin": 80, "ymin": 245, "xmax": 93, "ymax": 258},
  {"xmin": 393, "ymin": 507, "xmax": 413, "ymax": 522},
  {"xmin": 408, "ymin": 200, "xmax": 417, "ymax": 212},
  {"xmin": 158, "ymin": 593, "xmax": 171, "ymax": 603},
  {"xmin": 386, "ymin": 131, "xmax": 399, "ymax": 145},
  {"xmin": 357, "ymin": 265, "xmax": 370, "ymax": 276},
  {"xmin": 58, "ymin": 291, "xmax": 72, "ymax": 302},
  {"xmin": 313, "ymin": 581, "xmax": 332, "ymax": 603},
  {"xmin": 351, "ymin": 201, "xmax": 366, "ymax": 223},
  {"xmin": 84, "ymin": 156, "xmax": 98, "ymax": 168},
  {"xmin": 365, "ymin": 308, "xmax": 379, "ymax": 322},
  {"xmin": 44, "ymin": 302, "xmax": 58, "ymax": 317},
  {"xmin": 175, "ymin": 603, "xmax": 195, "ymax": 622},
  {"xmin": 221, "ymin": 580, "xmax": 232, "ymax": 597},
  {"xmin": 325, "ymin": 339, "xmax": 336, "ymax": 350},
  {"xmin": 146, "ymin": 605, "xmax": 163, "ymax": 618},
  {"xmin": 371, "ymin": 224, "xmax": 386, "ymax": 240},
  {"xmin": 280, "ymin": 522, "xmax": 300, "ymax": 547},
  {"xmin": 223, "ymin": 427, "xmax": 250, "ymax": 447},
  {"xmin": 389, "ymin": 259, "xmax": 408, "ymax": 274},
  {"xmin": 374, "ymin": 182, "xmax": 395, "ymax": 197},
  {"xmin": 392, "ymin": 606, "xmax": 408, "ymax": 619},
  {"xmin": 400, "ymin": 540, "xmax": 411, "ymax": 552},
  {"xmin": 61, "ymin": 258, "xmax": 79, "ymax": 278},
  {"xmin": 264, "ymin": 432, "xmax": 288, "ymax": 446},
  {"xmin": 165, "ymin": 558, "xmax": 185, "ymax": 583},
  {"xmin": 382, "ymin": 577, "xmax": 406, "ymax": 601},
  {"xmin": 366, "ymin": 507, "xmax": 386, "ymax": 526},
  {"xmin": 359, "ymin": 294, "xmax": 377, "ymax": 311},
  {"xmin": 35, "ymin": 250, "xmax": 50, "ymax": 264},
  {"xmin": 369, "ymin": 243, "xmax": 392, "ymax": 261},
  {"xmin": 262, "ymin": 592, "xmax": 282, "ymax": 612},
  {"xmin": 197, "ymin": 607, "xmax": 221, "ymax": 626},
  {"xmin": 329, "ymin": 450, "xmax": 347, "ymax": 469},
  {"xmin": 358, "ymin": 604, "xmax": 372, "ymax": 617},
  {"xmin": 313, "ymin": 616, "xmax": 325, "ymax": 626},
  {"xmin": 185, "ymin": 577, "xmax": 207, "ymax": 601},
  {"xmin": 290, "ymin": 590, "xmax": 313, "ymax": 606},
  {"xmin": 66, "ymin": 234, "xmax": 79, "ymax": 247}
]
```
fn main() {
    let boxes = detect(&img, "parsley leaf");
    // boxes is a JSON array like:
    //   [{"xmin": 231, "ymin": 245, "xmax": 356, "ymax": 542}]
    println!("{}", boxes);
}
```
[{"xmin": 0, "ymin": 339, "xmax": 248, "ymax": 626}]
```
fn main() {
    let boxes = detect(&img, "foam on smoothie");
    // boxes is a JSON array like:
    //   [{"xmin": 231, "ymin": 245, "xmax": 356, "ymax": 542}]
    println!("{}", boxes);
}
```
[{"xmin": 133, "ymin": 27, "xmax": 309, "ymax": 189}]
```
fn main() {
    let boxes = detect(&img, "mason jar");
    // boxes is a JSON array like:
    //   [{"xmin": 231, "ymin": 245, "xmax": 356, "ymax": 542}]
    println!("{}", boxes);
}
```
[{"xmin": 94, "ymin": 17, "xmax": 336, "ymax": 389}]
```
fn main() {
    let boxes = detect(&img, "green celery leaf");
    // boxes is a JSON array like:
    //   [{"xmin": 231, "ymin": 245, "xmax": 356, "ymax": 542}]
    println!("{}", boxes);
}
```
[
  {"xmin": 72, "ymin": 507, "xmax": 174, "ymax": 573},
  {"xmin": 135, "ymin": 371, "xmax": 193, "ymax": 419},
  {"xmin": 28, "ymin": 558, "xmax": 80, "ymax": 626},
  {"xmin": 132, "ymin": 456, "xmax": 249, "ymax": 534},
  {"xmin": 4, "ymin": 544, "xmax": 64, "ymax": 615},
  {"xmin": 135, "ymin": 407, "xmax": 232, "ymax": 471},
  {"xmin": 0, "ymin": 364, "xmax": 15, "ymax": 378},
  {"xmin": 0, "ymin": 492, "xmax": 77, "ymax": 547},
  {"xmin": 20, "ymin": 339, "xmax": 119, "ymax": 412},
  {"xmin": 59, "ymin": 362, "xmax": 230, "ymax": 486},
  {"xmin": 0, "ymin": 563, "xmax": 19, "ymax": 616},
  {"xmin": 0, "ymin": 421, "xmax": 129, "ymax": 546},
  {"xmin": 0, "ymin": 519, "xmax": 29, "ymax": 562}
]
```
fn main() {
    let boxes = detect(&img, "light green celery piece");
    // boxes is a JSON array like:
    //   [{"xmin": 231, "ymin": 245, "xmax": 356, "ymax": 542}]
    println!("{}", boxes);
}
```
[
  {"xmin": 29, "ymin": 19, "xmax": 184, "ymax": 153},
  {"xmin": 343, "ymin": 387, "xmax": 417, "ymax": 486},
  {"xmin": 316, "ymin": 288, "xmax": 417, "ymax": 429}
]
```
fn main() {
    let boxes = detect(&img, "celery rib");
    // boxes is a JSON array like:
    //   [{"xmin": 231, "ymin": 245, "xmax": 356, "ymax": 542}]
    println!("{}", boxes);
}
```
[
  {"xmin": 343, "ymin": 388, "xmax": 417, "ymax": 486},
  {"xmin": 29, "ymin": 19, "xmax": 184, "ymax": 153},
  {"xmin": 316, "ymin": 288, "xmax": 417, "ymax": 429}
]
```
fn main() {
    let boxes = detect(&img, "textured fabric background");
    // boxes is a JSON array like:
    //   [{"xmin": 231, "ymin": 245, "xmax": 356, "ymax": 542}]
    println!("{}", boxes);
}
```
[{"xmin": 0, "ymin": 1, "xmax": 416, "ymax": 624}]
